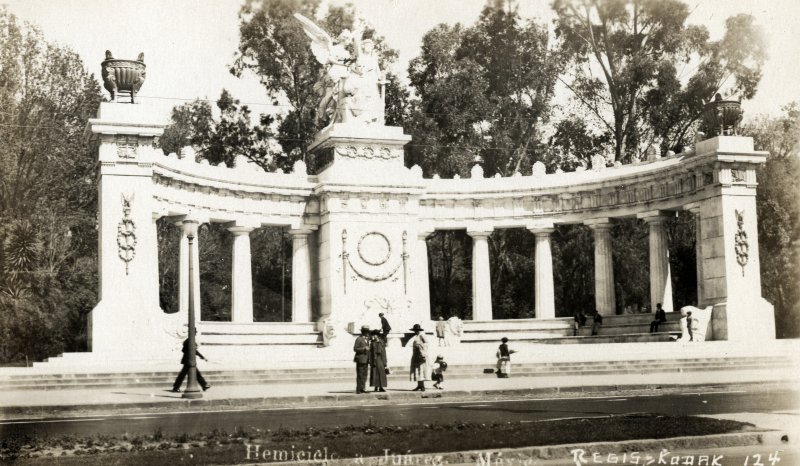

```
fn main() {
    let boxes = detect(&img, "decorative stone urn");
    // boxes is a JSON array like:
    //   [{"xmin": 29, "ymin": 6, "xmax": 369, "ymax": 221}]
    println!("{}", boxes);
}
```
[
  {"xmin": 701, "ymin": 93, "xmax": 743, "ymax": 137},
  {"xmin": 101, "ymin": 51, "xmax": 146, "ymax": 103}
]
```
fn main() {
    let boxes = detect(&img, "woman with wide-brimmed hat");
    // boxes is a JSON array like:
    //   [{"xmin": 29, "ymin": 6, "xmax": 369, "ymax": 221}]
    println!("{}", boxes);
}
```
[{"xmin": 409, "ymin": 323, "xmax": 429, "ymax": 391}]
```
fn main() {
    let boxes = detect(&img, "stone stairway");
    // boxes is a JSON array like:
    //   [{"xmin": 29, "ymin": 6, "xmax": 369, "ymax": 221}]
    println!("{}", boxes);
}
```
[{"xmin": 0, "ymin": 355, "xmax": 790, "ymax": 391}]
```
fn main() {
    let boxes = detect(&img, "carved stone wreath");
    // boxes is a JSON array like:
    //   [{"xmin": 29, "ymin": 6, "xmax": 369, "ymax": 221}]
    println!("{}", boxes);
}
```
[
  {"xmin": 357, "ymin": 232, "xmax": 391, "ymax": 266},
  {"xmin": 335, "ymin": 145, "xmax": 397, "ymax": 160}
]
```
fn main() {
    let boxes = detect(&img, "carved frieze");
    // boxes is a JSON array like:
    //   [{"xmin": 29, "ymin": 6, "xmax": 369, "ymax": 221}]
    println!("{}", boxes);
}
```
[
  {"xmin": 334, "ymin": 145, "xmax": 399, "ymax": 160},
  {"xmin": 116, "ymin": 135, "xmax": 139, "ymax": 159}
]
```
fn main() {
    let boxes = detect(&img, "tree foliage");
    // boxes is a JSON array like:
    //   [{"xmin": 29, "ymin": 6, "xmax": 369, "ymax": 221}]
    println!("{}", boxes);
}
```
[
  {"xmin": 407, "ymin": 2, "xmax": 561, "ymax": 178},
  {"xmin": 553, "ymin": 0, "xmax": 766, "ymax": 162},
  {"xmin": 748, "ymin": 104, "xmax": 800, "ymax": 338},
  {"xmin": 0, "ymin": 7, "xmax": 102, "ymax": 363}
]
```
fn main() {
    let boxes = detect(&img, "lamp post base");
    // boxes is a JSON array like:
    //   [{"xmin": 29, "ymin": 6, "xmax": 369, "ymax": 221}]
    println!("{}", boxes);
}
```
[{"xmin": 181, "ymin": 389, "xmax": 203, "ymax": 399}]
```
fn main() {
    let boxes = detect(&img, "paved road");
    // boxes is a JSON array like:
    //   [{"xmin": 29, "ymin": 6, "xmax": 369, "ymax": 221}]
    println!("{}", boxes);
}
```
[{"xmin": 0, "ymin": 388, "xmax": 796, "ymax": 438}]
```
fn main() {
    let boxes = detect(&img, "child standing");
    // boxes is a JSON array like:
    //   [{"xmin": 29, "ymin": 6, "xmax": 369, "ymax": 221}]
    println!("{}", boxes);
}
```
[
  {"xmin": 431, "ymin": 355, "xmax": 447, "ymax": 389},
  {"xmin": 496, "ymin": 337, "xmax": 516, "ymax": 378}
]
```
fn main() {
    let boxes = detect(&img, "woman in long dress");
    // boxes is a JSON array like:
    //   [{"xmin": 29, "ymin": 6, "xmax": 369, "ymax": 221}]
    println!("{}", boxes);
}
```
[
  {"xmin": 369, "ymin": 329, "xmax": 387, "ymax": 392},
  {"xmin": 409, "ymin": 324, "xmax": 429, "ymax": 391}
]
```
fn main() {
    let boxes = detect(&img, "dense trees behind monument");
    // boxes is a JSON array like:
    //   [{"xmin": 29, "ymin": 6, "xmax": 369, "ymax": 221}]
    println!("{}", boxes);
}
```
[{"xmin": 0, "ymin": 1, "xmax": 797, "ymax": 363}]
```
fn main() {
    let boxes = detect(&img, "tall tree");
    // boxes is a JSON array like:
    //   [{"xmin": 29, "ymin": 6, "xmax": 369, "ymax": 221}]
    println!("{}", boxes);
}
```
[
  {"xmin": 553, "ymin": 0, "xmax": 766, "ymax": 162},
  {"xmin": 407, "ymin": 2, "xmax": 561, "ymax": 317},
  {"xmin": 408, "ymin": 2, "xmax": 561, "ymax": 177},
  {"xmin": 747, "ymin": 104, "xmax": 800, "ymax": 338},
  {"xmin": 0, "ymin": 7, "xmax": 102, "ymax": 362}
]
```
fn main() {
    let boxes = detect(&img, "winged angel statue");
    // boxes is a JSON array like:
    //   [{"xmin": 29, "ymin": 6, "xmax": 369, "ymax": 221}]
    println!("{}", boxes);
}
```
[{"xmin": 294, "ymin": 13, "xmax": 386, "ymax": 127}]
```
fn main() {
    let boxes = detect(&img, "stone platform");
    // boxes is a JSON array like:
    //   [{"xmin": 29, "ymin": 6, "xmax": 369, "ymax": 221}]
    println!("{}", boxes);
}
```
[{"xmin": 2, "ymin": 339, "xmax": 795, "ymax": 392}]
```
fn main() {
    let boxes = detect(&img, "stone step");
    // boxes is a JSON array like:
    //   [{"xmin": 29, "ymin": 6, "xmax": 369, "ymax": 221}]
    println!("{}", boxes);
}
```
[
  {"xmin": 0, "ymin": 361, "xmax": 790, "ymax": 391},
  {"xmin": 0, "ymin": 357, "xmax": 789, "ymax": 391}
]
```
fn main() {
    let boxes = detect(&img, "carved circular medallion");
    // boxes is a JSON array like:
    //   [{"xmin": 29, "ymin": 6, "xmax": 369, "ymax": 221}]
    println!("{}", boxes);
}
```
[{"xmin": 358, "ymin": 232, "xmax": 391, "ymax": 266}]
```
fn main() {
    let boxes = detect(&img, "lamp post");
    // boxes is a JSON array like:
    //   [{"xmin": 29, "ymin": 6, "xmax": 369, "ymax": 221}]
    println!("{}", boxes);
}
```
[{"xmin": 182, "ymin": 217, "xmax": 203, "ymax": 399}]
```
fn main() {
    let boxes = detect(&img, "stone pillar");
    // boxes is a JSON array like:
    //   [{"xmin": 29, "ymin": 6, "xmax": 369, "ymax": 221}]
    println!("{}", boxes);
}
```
[
  {"xmin": 530, "ymin": 226, "xmax": 555, "ymax": 319},
  {"xmin": 586, "ymin": 219, "xmax": 616, "ymax": 315},
  {"xmin": 177, "ymin": 220, "xmax": 202, "ymax": 322},
  {"xmin": 228, "ymin": 226, "xmax": 254, "ymax": 323},
  {"xmin": 468, "ymin": 230, "xmax": 493, "ymax": 321},
  {"xmin": 686, "ymin": 203, "xmax": 704, "ymax": 306},
  {"xmin": 639, "ymin": 212, "xmax": 674, "ymax": 312},
  {"xmin": 290, "ymin": 229, "xmax": 312, "ymax": 322},
  {"xmin": 415, "ymin": 231, "xmax": 433, "ymax": 321}
]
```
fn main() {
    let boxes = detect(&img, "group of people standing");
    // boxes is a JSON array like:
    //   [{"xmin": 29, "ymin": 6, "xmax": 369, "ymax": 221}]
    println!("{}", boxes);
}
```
[
  {"xmin": 353, "ymin": 325, "xmax": 389, "ymax": 393},
  {"xmin": 354, "ymin": 321, "xmax": 448, "ymax": 393}
]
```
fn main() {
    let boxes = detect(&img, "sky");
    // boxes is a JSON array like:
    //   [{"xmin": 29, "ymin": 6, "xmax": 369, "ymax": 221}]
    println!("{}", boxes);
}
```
[{"xmin": 4, "ymin": 0, "xmax": 800, "ymax": 123}]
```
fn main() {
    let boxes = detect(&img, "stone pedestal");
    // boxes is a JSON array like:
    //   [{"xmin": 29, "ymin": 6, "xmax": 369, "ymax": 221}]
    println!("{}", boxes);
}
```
[
  {"xmin": 87, "ymin": 102, "xmax": 171, "ymax": 355},
  {"xmin": 693, "ymin": 136, "xmax": 774, "ymax": 341},
  {"xmin": 309, "ymin": 123, "xmax": 424, "ymax": 337}
]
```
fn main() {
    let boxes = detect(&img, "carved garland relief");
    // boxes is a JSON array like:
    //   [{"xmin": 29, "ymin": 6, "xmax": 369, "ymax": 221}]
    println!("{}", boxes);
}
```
[
  {"xmin": 340, "ymin": 230, "xmax": 409, "ymax": 291},
  {"xmin": 734, "ymin": 209, "xmax": 749, "ymax": 276},
  {"xmin": 117, "ymin": 193, "xmax": 137, "ymax": 275},
  {"xmin": 334, "ymin": 145, "xmax": 398, "ymax": 160}
]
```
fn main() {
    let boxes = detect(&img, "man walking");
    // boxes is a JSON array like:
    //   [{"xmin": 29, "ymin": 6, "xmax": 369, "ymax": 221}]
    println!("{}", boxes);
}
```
[
  {"xmin": 650, "ymin": 303, "xmax": 667, "ymax": 333},
  {"xmin": 172, "ymin": 337, "xmax": 210, "ymax": 392},
  {"xmin": 353, "ymin": 325, "xmax": 371, "ymax": 394}
]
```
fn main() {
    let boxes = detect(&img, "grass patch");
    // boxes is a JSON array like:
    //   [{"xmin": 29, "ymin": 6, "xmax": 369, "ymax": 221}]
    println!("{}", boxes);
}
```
[{"xmin": 3, "ymin": 414, "xmax": 752, "ymax": 465}]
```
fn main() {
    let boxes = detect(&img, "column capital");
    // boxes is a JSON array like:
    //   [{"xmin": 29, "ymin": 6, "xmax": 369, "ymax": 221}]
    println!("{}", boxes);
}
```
[
  {"xmin": 637, "ymin": 210, "xmax": 675, "ymax": 223},
  {"xmin": 227, "ymin": 226, "xmax": 255, "ymax": 236},
  {"xmin": 288, "ymin": 228, "xmax": 315, "ymax": 237},
  {"xmin": 170, "ymin": 214, "xmax": 209, "ymax": 229},
  {"xmin": 683, "ymin": 202, "xmax": 701, "ymax": 214},
  {"xmin": 584, "ymin": 218, "xmax": 613, "ymax": 230},
  {"xmin": 467, "ymin": 229, "xmax": 492, "ymax": 239},
  {"xmin": 527, "ymin": 220, "xmax": 555, "ymax": 236}
]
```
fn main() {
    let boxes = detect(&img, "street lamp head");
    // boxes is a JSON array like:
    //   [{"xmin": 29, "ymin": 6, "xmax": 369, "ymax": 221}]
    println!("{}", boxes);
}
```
[{"xmin": 182, "ymin": 216, "xmax": 200, "ymax": 239}]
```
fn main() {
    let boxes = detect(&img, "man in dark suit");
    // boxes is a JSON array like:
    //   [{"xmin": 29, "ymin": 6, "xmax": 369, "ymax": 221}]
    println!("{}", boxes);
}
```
[
  {"xmin": 353, "ymin": 325, "xmax": 371, "ymax": 394},
  {"xmin": 379, "ymin": 313, "xmax": 391, "ymax": 341},
  {"xmin": 650, "ymin": 303, "xmax": 667, "ymax": 333},
  {"xmin": 172, "ymin": 337, "xmax": 210, "ymax": 392}
]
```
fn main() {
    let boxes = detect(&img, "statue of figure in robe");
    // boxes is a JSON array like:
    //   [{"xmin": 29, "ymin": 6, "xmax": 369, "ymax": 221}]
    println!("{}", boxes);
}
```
[{"xmin": 295, "ymin": 13, "xmax": 386, "ymax": 127}]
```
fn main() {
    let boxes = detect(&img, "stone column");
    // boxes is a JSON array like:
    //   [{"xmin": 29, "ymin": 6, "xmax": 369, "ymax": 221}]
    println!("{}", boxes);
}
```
[
  {"xmin": 686, "ymin": 203, "xmax": 704, "ymax": 306},
  {"xmin": 228, "ymin": 226, "xmax": 254, "ymax": 323},
  {"xmin": 639, "ymin": 212, "xmax": 674, "ymax": 312},
  {"xmin": 415, "ymin": 231, "xmax": 433, "ymax": 321},
  {"xmin": 468, "ymin": 230, "xmax": 493, "ymax": 321},
  {"xmin": 177, "ymin": 221, "xmax": 202, "ymax": 322},
  {"xmin": 530, "ymin": 226, "xmax": 555, "ymax": 319},
  {"xmin": 290, "ymin": 229, "xmax": 312, "ymax": 322},
  {"xmin": 586, "ymin": 219, "xmax": 616, "ymax": 315}
]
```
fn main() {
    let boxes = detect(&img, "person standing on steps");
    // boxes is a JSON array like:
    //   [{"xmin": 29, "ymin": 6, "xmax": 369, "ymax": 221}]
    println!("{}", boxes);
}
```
[
  {"xmin": 435, "ymin": 316, "xmax": 448, "ymax": 346},
  {"xmin": 496, "ymin": 337, "xmax": 516, "ymax": 378},
  {"xmin": 353, "ymin": 325, "xmax": 371, "ymax": 394},
  {"xmin": 369, "ymin": 329, "xmax": 388, "ymax": 392},
  {"xmin": 379, "ymin": 312, "xmax": 391, "ymax": 342},
  {"xmin": 172, "ymin": 336, "xmax": 210, "ymax": 393},
  {"xmin": 409, "ymin": 323, "xmax": 429, "ymax": 391}
]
